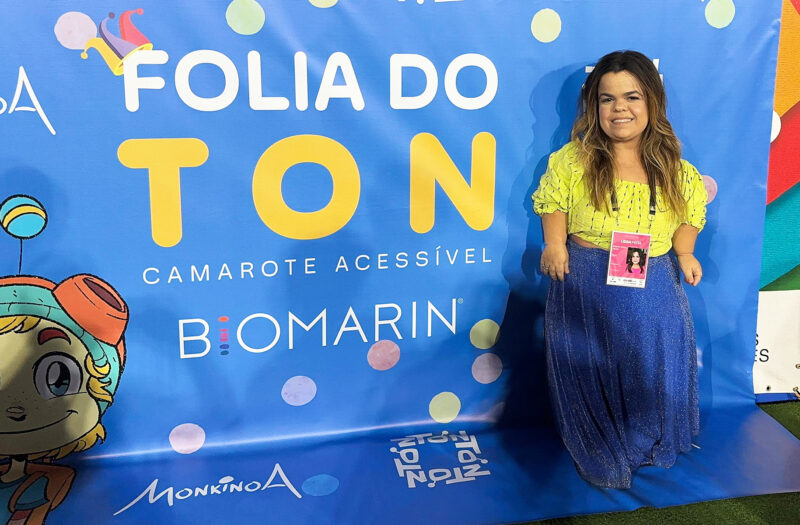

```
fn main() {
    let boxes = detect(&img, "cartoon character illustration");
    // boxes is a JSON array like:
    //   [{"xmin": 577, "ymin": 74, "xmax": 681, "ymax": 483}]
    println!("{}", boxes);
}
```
[{"xmin": 0, "ymin": 196, "xmax": 128, "ymax": 524}]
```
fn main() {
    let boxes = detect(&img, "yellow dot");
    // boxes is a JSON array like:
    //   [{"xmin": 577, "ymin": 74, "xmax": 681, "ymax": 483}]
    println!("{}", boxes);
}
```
[
  {"xmin": 531, "ymin": 8, "xmax": 562, "ymax": 43},
  {"xmin": 309, "ymin": 0, "xmax": 338, "ymax": 7},
  {"xmin": 429, "ymin": 392, "xmax": 461, "ymax": 423},
  {"xmin": 705, "ymin": 0, "xmax": 735, "ymax": 29},
  {"xmin": 470, "ymin": 319, "xmax": 499, "ymax": 349}
]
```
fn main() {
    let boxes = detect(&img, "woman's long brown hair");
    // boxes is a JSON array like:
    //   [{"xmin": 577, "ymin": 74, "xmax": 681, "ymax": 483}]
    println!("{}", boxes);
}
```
[{"xmin": 571, "ymin": 50, "xmax": 686, "ymax": 219}]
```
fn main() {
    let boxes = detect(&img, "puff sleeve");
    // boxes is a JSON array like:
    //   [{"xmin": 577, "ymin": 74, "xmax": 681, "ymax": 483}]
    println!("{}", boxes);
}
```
[
  {"xmin": 532, "ymin": 148, "xmax": 572, "ymax": 216},
  {"xmin": 680, "ymin": 159, "xmax": 708, "ymax": 231}
]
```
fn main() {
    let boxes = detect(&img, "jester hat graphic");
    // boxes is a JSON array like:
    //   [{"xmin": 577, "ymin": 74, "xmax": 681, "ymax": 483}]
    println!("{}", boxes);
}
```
[{"xmin": 81, "ymin": 9, "xmax": 153, "ymax": 76}]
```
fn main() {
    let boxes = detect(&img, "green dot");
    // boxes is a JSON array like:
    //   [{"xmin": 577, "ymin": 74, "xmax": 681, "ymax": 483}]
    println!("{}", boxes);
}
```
[
  {"xmin": 470, "ymin": 319, "xmax": 500, "ymax": 350},
  {"xmin": 429, "ymin": 392, "xmax": 461, "ymax": 423},
  {"xmin": 309, "ymin": 0, "xmax": 338, "ymax": 7},
  {"xmin": 226, "ymin": 0, "xmax": 266, "ymax": 35},
  {"xmin": 705, "ymin": 0, "xmax": 735, "ymax": 29}
]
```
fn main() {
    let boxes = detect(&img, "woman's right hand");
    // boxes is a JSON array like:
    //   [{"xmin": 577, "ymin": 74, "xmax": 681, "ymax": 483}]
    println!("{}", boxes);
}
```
[{"xmin": 541, "ymin": 243, "xmax": 570, "ymax": 281}]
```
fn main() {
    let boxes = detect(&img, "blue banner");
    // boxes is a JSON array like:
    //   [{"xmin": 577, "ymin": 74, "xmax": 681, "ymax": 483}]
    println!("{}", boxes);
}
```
[{"xmin": 1, "ymin": 1, "xmax": 799, "ymax": 523}]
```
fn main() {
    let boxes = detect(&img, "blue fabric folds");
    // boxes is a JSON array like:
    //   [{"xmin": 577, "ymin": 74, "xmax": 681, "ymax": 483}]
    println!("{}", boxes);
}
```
[{"xmin": 545, "ymin": 240, "xmax": 699, "ymax": 489}]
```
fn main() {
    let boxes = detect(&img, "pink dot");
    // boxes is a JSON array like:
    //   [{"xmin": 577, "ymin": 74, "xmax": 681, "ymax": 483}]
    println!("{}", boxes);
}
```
[
  {"xmin": 169, "ymin": 423, "xmax": 206, "ymax": 454},
  {"xmin": 218, "ymin": 316, "xmax": 229, "ymax": 322},
  {"xmin": 703, "ymin": 175, "xmax": 718, "ymax": 203},
  {"xmin": 367, "ymin": 340, "xmax": 400, "ymax": 371},
  {"xmin": 54, "ymin": 12, "xmax": 96, "ymax": 50}
]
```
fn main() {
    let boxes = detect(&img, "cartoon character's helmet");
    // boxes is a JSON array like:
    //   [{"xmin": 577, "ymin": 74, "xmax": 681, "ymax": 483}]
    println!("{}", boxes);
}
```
[{"xmin": 0, "ymin": 275, "xmax": 128, "ymax": 412}]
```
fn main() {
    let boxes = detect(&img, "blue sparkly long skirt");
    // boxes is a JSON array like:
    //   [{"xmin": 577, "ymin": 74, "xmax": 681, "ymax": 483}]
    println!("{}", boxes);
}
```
[{"xmin": 545, "ymin": 240, "xmax": 699, "ymax": 489}]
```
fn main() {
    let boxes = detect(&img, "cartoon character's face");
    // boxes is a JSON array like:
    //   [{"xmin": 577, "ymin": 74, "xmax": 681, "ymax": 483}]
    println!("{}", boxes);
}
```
[{"xmin": 0, "ymin": 319, "xmax": 100, "ymax": 456}]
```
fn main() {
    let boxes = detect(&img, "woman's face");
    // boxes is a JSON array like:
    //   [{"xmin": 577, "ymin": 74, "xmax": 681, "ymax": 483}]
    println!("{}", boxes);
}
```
[
  {"xmin": 631, "ymin": 251, "xmax": 641, "ymax": 264},
  {"xmin": 597, "ymin": 70, "xmax": 649, "ymax": 146}
]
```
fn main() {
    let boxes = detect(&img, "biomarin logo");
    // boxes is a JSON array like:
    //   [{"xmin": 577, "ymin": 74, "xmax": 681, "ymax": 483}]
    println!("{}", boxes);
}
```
[{"xmin": 113, "ymin": 464, "xmax": 301, "ymax": 516}]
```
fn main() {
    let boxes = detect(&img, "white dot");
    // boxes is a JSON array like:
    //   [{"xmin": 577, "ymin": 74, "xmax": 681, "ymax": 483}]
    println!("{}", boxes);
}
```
[
  {"xmin": 531, "ymin": 9, "xmax": 562, "ymax": 43},
  {"xmin": 771, "ymin": 111, "xmax": 781, "ymax": 143},
  {"xmin": 169, "ymin": 423, "xmax": 206, "ymax": 454}
]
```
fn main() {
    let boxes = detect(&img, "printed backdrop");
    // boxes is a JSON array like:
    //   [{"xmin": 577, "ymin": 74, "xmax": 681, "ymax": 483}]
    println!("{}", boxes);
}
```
[
  {"xmin": 755, "ymin": 0, "xmax": 800, "ymax": 401},
  {"xmin": 1, "ymin": 1, "xmax": 799, "ymax": 524}
]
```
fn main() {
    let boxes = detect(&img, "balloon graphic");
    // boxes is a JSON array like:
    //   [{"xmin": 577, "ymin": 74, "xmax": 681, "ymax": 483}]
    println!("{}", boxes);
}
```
[{"xmin": 0, "ymin": 195, "xmax": 47, "ymax": 239}]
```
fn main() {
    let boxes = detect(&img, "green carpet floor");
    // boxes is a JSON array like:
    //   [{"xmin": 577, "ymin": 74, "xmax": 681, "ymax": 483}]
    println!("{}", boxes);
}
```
[{"xmin": 519, "ymin": 402, "xmax": 800, "ymax": 524}]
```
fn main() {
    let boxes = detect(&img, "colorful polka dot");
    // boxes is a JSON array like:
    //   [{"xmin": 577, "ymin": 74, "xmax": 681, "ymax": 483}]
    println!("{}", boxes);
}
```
[
  {"xmin": 531, "ymin": 9, "xmax": 562, "ymax": 43},
  {"xmin": 705, "ymin": 0, "xmax": 735, "ymax": 29},
  {"xmin": 226, "ymin": 0, "xmax": 266, "ymax": 35},
  {"xmin": 703, "ymin": 175, "xmax": 718, "ymax": 204},
  {"xmin": 169, "ymin": 423, "xmax": 206, "ymax": 454},
  {"xmin": 771, "ymin": 111, "xmax": 781, "ymax": 143},
  {"xmin": 309, "ymin": 0, "xmax": 339, "ymax": 7},
  {"xmin": 367, "ymin": 340, "xmax": 401, "ymax": 370},
  {"xmin": 469, "ymin": 319, "xmax": 500, "ymax": 350},
  {"xmin": 54, "ymin": 12, "xmax": 96, "ymax": 50},
  {"xmin": 282, "ymin": 376, "xmax": 317, "ymax": 406},
  {"xmin": 302, "ymin": 474, "xmax": 340, "ymax": 496},
  {"xmin": 429, "ymin": 392, "xmax": 461, "ymax": 423},
  {"xmin": 472, "ymin": 353, "xmax": 503, "ymax": 384}
]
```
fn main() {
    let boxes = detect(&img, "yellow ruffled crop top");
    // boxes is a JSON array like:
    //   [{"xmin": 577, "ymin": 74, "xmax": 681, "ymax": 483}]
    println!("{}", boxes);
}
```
[{"xmin": 532, "ymin": 141, "xmax": 708, "ymax": 257}]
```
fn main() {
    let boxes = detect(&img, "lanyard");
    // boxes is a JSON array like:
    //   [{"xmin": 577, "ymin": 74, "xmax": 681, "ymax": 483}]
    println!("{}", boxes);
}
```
[{"xmin": 610, "ymin": 180, "xmax": 657, "ymax": 226}]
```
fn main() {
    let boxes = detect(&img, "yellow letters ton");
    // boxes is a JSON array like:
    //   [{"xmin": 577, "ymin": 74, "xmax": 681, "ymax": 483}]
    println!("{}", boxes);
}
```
[
  {"xmin": 252, "ymin": 135, "xmax": 360, "ymax": 240},
  {"xmin": 410, "ymin": 132, "xmax": 495, "ymax": 233},
  {"xmin": 117, "ymin": 138, "xmax": 209, "ymax": 247}
]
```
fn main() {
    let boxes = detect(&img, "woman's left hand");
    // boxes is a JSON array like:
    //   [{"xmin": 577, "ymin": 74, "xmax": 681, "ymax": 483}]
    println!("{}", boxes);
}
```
[{"xmin": 676, "ymin": 254, "xmax": 702, "ymax": 286}]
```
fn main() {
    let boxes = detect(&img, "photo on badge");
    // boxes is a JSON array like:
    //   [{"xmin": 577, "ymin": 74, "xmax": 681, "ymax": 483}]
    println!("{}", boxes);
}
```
[{"xmin": 607, "ymin": 231, "xmax": 651, "ymax": 288}]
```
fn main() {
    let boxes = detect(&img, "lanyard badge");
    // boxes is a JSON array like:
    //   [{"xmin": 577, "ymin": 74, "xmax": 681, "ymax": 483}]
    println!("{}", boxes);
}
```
[
  {"xmin": 606, "ymin": 230, "xmax": 651, "ymax": 288},
  {"xmin": 605, "ymin": 186, "xmax": 656, "ymax": 288}
]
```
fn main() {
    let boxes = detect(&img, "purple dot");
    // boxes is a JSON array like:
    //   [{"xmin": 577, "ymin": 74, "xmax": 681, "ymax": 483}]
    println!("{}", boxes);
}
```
[
  {"xmin": 472, "ymin": 353, "xmax": 503, "ymax": 384},
  {"xmin": 281, "ymin": 376, "xmax": 317, "ymax": 406},
  {"xmin": 703, "ymin": 175, "xmax": 718, "ymax": 203},
  {"xmin": 367, "ymin": 340, "xmax": 401, "ymax": 371}
]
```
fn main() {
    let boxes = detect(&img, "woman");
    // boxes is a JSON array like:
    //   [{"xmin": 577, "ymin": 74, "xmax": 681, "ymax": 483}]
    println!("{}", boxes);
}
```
[
  {"xmin": 626, "ymin": 248, "xmax": 646, "ymax": 274},
  {"xmin": 531, "ymin": 50, "xmax": 707, "ymax": 489}
]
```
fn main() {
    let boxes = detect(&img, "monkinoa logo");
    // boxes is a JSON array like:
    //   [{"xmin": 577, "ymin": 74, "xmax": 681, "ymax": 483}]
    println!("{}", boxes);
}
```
[{"xmin": 113, "ymin": 464, "xmax": 301, "ymax": 516}]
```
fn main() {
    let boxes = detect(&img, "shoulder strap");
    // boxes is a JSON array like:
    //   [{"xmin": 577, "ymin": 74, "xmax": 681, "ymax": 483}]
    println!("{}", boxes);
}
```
[
  {"xmin": 9, "ymin": 470, "xmax": 46, "ymax": 511},
  {"xmin": 24, "ymin": 464, "xmax": 75, "ymax": 509}
]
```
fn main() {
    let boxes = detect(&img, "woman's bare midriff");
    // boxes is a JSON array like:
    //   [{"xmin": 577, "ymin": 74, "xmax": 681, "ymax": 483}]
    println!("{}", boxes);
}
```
[{"xmin": 570, "ymin": 234, "xmax": 606, "ymax": 250}]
